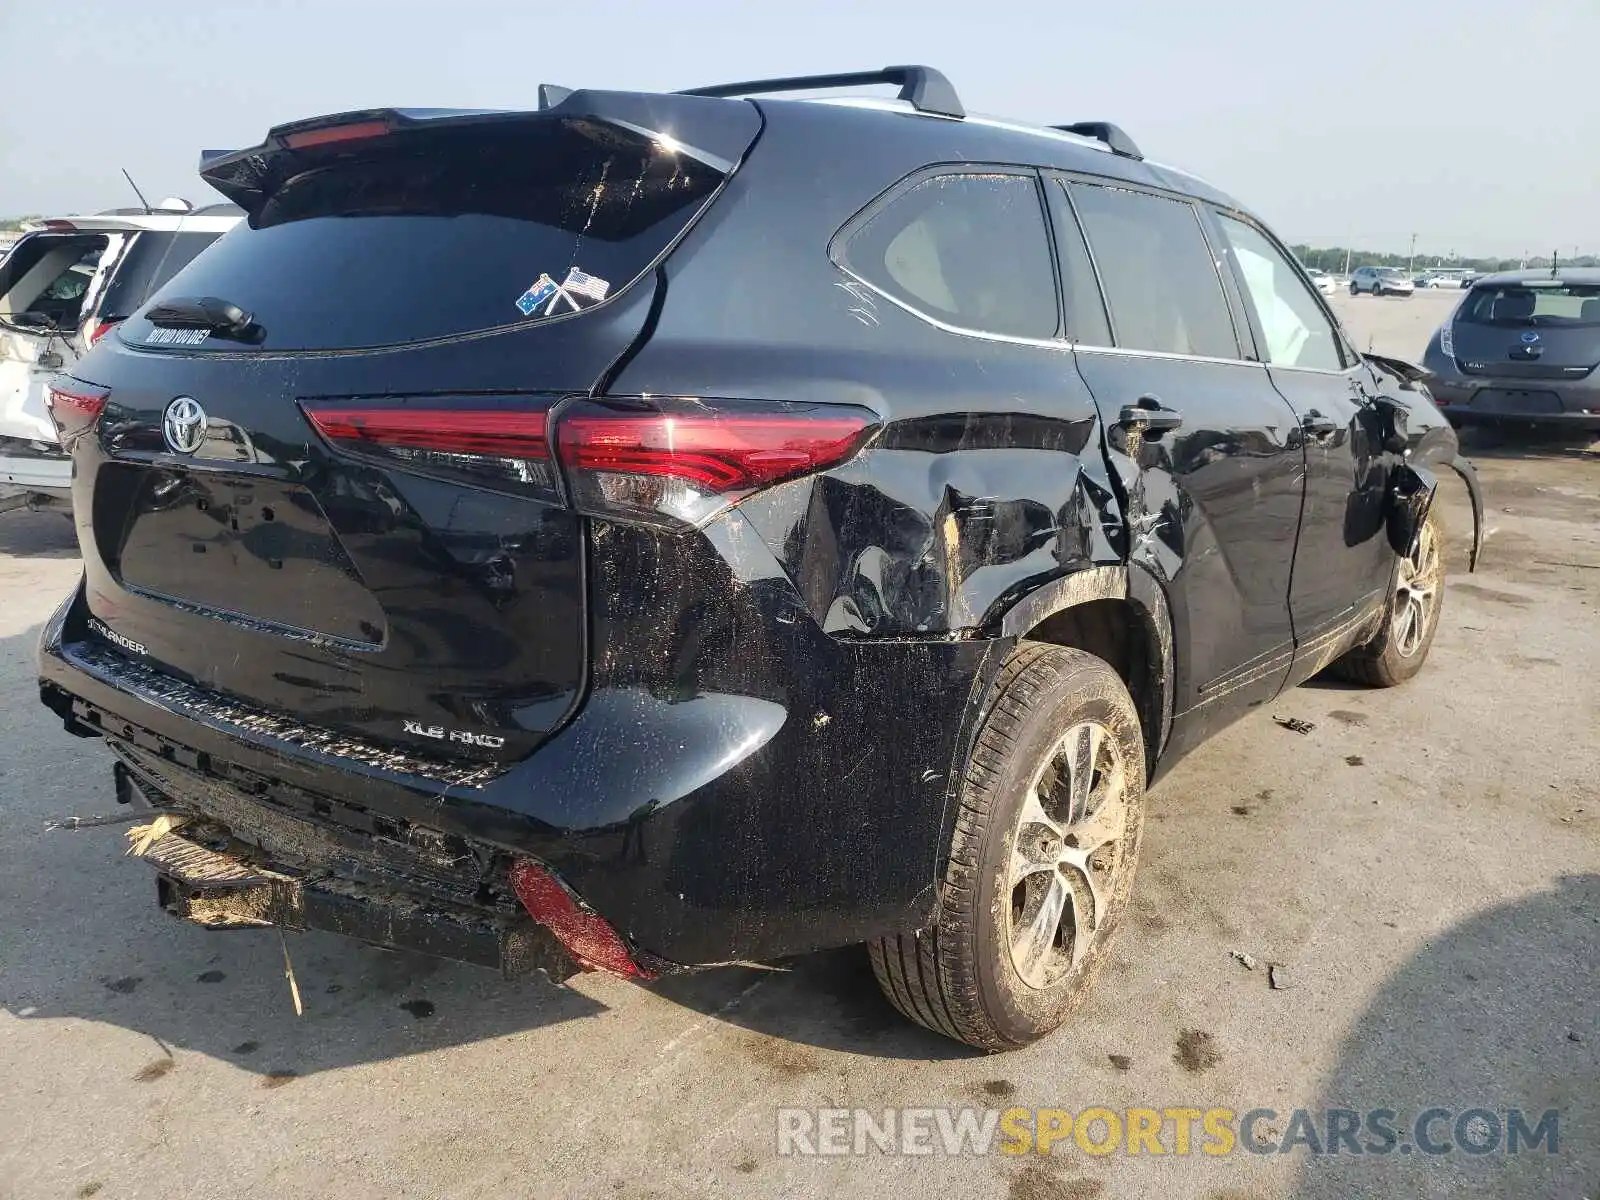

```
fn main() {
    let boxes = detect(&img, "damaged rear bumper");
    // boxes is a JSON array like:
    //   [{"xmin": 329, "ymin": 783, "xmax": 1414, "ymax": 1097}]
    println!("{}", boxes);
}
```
[
  {"xmin": 38, "ymin": 579, "xmax": 994, "ymax": 968},
  {"xmin": 118, "ymin": 761, "xmax": 582, "ymax": 979}
]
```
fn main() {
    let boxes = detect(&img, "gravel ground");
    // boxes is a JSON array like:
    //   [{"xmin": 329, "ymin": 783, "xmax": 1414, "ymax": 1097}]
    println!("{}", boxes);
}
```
[{"xmin": 0, "ymin": 292, "xmax": 1595, "ymax": 1199}]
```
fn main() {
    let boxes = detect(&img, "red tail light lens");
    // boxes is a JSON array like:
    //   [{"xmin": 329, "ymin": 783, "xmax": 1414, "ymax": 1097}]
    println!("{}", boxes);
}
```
[
  {"xmin": 508, "ymin": 859, "xmax": 655, "ymax": 980},
  {"xmin": 302, "ymin": 399, "xmax": 559, "ymax": 501},
  {"xmin": 555, "ymin": 397, "xmax": 879, "ymax": 530},
  {"xmin": 87, "ymin": 319, "xmax": 119, "ymax": 346},
  {"xmin": 301, "ymin": 395, "xmax": 880, "ymax": 527},
  {"xmin": 45, "ymin": 380, "xmax": 110, "ymax": 445}
]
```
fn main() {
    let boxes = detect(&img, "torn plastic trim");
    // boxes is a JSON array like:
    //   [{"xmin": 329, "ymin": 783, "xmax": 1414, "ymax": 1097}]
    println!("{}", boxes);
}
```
[{"xmin": 1449, "ymin": 456, "xmax": 1485, "ymax": 572}]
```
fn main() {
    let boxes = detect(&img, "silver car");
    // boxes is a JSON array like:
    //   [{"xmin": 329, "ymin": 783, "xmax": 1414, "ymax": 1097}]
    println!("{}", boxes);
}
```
[{"xmin": 1350, "ymin": 266, "xmax": 1415, "ymax": 297}]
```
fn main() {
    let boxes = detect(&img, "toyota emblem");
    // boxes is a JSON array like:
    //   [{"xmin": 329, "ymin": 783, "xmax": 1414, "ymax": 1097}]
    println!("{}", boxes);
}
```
[{"xmin": 162, "ymin": 396, "xmax": 207, "ymax": 454}]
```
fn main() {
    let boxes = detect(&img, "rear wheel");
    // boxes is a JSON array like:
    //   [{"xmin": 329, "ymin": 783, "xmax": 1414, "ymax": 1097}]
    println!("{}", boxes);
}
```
[
  {"xmin": 868, "ymin": 644, "xmax": 1146, "ymax": 1051},
  {"xmin": 1331, "ymin": 509, "xmax": 1445, "ymax": 686}
]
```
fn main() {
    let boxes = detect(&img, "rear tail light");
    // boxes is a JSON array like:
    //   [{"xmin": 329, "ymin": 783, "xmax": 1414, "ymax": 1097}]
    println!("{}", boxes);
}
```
[
  {"xmin": 509, "ymin": 859, "xmax": 655, "ymax": 980},
  {"xmin": 556, "ymin": 396, "xmax": 879, "ymax": 530},
  {"xmin": 45, "ymin": 379, "xmax": 110, "ymax": 445},
  {"xmin": 1439, "ymin": 321, "xmax": 1455, "ymax": 360},
  {"xmin": 304, "ymin": 395, "xmax": 879, "ymax": 530},
  {"xmin": 302, "ymin": 399, "xmax": 560, "ymax": 502},
  {"xmin": 87, "ymin": 319, "xmax": 118, "ymax": 346}
]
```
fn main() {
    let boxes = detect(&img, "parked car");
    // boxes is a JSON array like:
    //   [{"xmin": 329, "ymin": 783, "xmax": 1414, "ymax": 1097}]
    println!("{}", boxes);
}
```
[
  {"xmin": 0, "ymin": 205, "xmax": 239, "ymax": 508},
  {"xmin": 1350, "ymin": 265, "xmax": 1416, "ymax": 296},
  {"xmin": 1306, "ymin": 267, "xmax": 1338, "ymax": 295},
  {"xmin": 1412, "ymin": 274, "xmax": 1436, "ymax": 289},
  {"xmin": 37, "ymin": 68, "xmax": 1482, "ymax": 1051},
  {"xmin": 1421, "ymin": 268, "xmax": 1600, "ymax": 431}
]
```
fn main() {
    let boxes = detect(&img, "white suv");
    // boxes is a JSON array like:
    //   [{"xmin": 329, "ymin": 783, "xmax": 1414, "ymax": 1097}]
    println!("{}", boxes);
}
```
[
  {"xmin": 0, "ymin": 204, "xmax": 239, "ymax": 509},
  {"xmin": 1349, "ymin": 265, "xmax": 1415, "ymax": 297}
]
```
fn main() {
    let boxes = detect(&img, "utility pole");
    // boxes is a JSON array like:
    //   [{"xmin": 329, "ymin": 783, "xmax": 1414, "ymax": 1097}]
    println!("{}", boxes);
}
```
[
  {"xmin": 1408, "ymin": 232, "xmax": 1417, "ymax": 274},
  {"xmin": 1343, "ymin": 244, "xmax": 1352, "ymax": 275}
]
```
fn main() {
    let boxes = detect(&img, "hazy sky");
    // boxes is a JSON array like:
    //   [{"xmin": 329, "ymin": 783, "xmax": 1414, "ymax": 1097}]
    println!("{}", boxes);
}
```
[{"xmin": 2, "ymin": 0, "xmax": 1595, "ymax": 257}]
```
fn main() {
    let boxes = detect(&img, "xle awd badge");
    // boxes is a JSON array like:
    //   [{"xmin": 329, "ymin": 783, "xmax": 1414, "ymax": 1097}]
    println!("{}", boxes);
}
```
[
  {"xmin": 162, "ymin": 396, "xmax": 207, "ymax": 454},
  {"xmin": 403, "ymin": 720, "xmax": 506, "ymax": 749}
]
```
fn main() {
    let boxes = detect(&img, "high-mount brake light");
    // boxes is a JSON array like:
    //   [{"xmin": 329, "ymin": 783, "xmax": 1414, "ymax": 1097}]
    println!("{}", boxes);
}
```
[
  {"xmin": 554, "ymin": 397, "xmax": 879, "ymax": 531},
  {"xmin": 302, "ymin": 401, "xmax": 560, "ymax": 501},
  {"xmin": 282, "ymin": 120, "xmax": 391, "ymax": 150}
]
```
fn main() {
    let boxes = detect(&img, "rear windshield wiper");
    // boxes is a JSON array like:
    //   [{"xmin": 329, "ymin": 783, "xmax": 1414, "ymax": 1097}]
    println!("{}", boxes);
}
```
[{"xmin": 144, "ymin": 296, "xmax": 259, "ymax": 340}]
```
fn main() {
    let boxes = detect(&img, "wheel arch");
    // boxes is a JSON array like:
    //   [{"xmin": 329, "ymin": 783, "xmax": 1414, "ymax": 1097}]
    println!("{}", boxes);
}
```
[{"xmin": 993, "ymin": 565, "xmax": 1174, "ymax": 773}]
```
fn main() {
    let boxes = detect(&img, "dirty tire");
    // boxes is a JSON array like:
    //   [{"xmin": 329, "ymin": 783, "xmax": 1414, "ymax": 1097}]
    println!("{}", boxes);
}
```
[
  {"xmin": 1331, "ymin": 507, "xmax": 1445, "ymax": 687},
  {"xmin": 868, "ymin": 643, "xmax": 1146, "ymax": 1051}
]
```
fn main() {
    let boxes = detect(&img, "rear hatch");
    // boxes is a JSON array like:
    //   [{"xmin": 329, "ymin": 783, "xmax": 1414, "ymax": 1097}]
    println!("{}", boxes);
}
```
[
  {"xmin": 63, "ymin": 98, "xmax": 760, "ymax": 764},
  {"xmin": 1451, "ymin": 279, "xmax": 1600, "ymax": 386}
]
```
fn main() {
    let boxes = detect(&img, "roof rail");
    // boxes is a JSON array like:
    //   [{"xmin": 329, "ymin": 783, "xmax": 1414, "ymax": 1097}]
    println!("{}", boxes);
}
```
[
  {"xmin": 679, "ymin": 66, "xmax": 964, "ymax": 119},
  {"xmin": 1053, "ymin": 121, "xmax": 1143, "ymax": 161}
]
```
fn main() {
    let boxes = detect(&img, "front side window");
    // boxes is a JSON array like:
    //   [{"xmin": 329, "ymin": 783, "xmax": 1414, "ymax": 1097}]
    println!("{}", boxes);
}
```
[
  {"xmin": 1215, "ymin": 214, "xmax": 1347, "ymax": 371},
  {"xmin": 1067, "ymin": 184, "xmax": 1237, "ymax": 359},
  {"xmin": 836, "ymin": 172, "xmax": 1059, "ymax": 340}
]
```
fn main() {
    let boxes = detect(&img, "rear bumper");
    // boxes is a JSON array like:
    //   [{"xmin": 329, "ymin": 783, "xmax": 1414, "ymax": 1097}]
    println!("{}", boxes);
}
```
[
  {"xmin": 38, "ymin": 579, "xmax": 999, "ymax": 968},
  {"xmin": 1423, "ymin": 356, "xmax": 1600, "ymax": 428},
  {"xmin": 1445, "ymin": 409, "xmax": 1600, "ymax": 431}
]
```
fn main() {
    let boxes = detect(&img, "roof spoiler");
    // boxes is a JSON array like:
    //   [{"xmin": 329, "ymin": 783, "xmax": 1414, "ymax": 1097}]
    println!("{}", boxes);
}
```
[
  {"xmin": 197, "ymin": 95, "xmax": 761, "ymax": 214},
  {"xmin": 677, "ymin": 65, "xmax": 964, "ymax": 119},
  {"xmin": 1052, "ymin": 121, "xmax": 1143, "ymax": 160}
]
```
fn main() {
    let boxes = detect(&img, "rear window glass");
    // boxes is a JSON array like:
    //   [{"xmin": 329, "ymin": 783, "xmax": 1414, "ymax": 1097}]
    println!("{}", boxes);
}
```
[
  {"xmin": 836, "ymin": 172, "xmax": 1059, "ymax": 340},
  {"xmin": 1461, "ymin": 283, "xmax": 1600, "ymax": 326},
  {"xmin": 124, "ymin": 120, "xmax": 726, "ymax": 350},
  {"xmin": 97, "ymin": 231, "xmax": 221, "ymax": 321}
]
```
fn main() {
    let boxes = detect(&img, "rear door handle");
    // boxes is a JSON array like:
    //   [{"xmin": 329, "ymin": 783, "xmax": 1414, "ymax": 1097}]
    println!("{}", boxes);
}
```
[
  {"xmin": 1301, "ymin": 411, "xmax": 1340, "ymax": 439},
  {"xmin": 1117, "ymin": 396, "xmax": 1184, "ymax": 434}
]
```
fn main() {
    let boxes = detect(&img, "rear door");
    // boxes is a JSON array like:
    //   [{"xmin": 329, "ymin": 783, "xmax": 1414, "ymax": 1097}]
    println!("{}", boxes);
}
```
[
  {"xmin": 67, "ymin": 101, "xmax": 759, "ymax": 763},
  {"xmin": 1050, "ymin": 177, "xmax": 1306, "ymax": 753},
  {"xmin": 1209, "ymin": 210, "xmax": 1393, "ymax": 682}
]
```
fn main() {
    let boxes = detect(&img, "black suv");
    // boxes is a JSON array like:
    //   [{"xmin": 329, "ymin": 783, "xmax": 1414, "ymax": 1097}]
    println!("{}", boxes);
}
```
[{"xmin": 38, "ymin": 69, "xmax": 1483, "ymax": 1050}]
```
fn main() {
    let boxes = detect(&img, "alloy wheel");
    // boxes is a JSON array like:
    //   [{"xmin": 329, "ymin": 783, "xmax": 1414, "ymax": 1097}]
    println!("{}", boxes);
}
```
[
  {"xmin": 1005, "ymin": 720, "xmax": 1132, "ymax": 990},
  {"xmin": 1393, "ymin": 518, "xmax": 1442, "ymax": 657}
]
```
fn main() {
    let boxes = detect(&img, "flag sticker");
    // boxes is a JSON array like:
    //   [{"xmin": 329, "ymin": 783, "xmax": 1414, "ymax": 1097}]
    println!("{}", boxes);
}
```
[
  {"xmin": 561, "ymin": 267, "xmax": 611, "ymax": 304},
  {"xmin": 515, "ymin": 268, "xmax": 612, "ymax": 318},
  {"xmin": 516, "ymin": 274, "xmax": 559, "ymax": 316}
]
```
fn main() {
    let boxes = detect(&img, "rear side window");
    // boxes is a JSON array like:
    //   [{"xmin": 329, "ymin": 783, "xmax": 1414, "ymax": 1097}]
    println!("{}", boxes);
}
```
[
  {"xmin": 96, "ymin": 232, "xmax": 220, "ymax": 321},
  {"xmin": 836, "ymin": 172, "xmax": 1059, "ymax": 340},
  {"xmin": 125, "ymin": 119, "xmax": 727, "ymax": 350},
  {"xmin": 1461, "ymin": 283, "xmax": 1600, "ymax": 327},
  {"xmin": 1068, "ymin": 184, "xmax": 1238, "ymax": 359}
]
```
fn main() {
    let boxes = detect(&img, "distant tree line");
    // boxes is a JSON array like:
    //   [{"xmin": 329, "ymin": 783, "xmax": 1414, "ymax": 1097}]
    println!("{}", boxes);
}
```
[{"xmin": 1290, "ymin": 244, "xmax": 1598, "ymax": 273}]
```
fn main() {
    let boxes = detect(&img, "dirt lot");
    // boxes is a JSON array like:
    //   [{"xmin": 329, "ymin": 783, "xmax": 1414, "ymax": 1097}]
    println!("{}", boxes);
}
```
[{"xmin": 1, "ymin": 291, "xmax": 1595, "ymax": 1199}]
